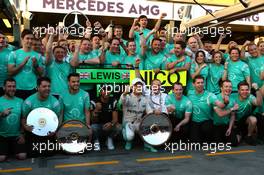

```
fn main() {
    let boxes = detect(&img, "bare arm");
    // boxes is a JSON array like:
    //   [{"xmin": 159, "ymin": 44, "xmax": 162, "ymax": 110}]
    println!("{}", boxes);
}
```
[
  {"xmin": 85, "ymin": 109, "xmax": 91, "ymax": 128},
  {"xmin": 214, "ymin": 34, "xmax": 225, "ymax": 52},
  {"xmin": 70, "ymin": 44, "xmax": 80, "ymax": 67},
  {"xmin": 129, "ymin": 19, "xmax": 138, "ymax": 39},
  {"xmin": 153, "ymin": 13, "xmax": 167, "ymax": 31},
  {"xmin": 45, "ymin": 33, "xmax": 54, "ymax": 66},
  {"xmin": 240, "ymin": 40, "xmax": 251, "ymax": 60},
  {"xmin": 222, "ymin": 62, "xmax": 228, "ymax": 81}
]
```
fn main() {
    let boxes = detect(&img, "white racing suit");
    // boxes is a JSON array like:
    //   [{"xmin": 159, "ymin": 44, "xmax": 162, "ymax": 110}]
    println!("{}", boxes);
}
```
[{"xmin": 121, "ymin": 93, "xmax": 153, "ymax": 141}]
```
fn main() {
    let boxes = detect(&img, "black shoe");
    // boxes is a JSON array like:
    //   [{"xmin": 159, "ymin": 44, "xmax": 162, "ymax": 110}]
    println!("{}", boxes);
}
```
[{"xmin": 245, "ymin": 136, "xmax": 257, "ymax": 146}]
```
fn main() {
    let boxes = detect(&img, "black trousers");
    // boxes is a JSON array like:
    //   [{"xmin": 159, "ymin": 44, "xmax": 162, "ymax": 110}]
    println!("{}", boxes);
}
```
[
  {"xmin": 190, "ymin": 120, "xmax": 213, "ymax": 143},
  {"xmin": 169, "ymin": 116, "xmax": 190, "ymax": 142},
  {"xmin": 214, "ymin": 124, "xmax": 238, "ymax": 146},
  {"xmin": 25, "ymin": 132, "xmax": 56, "ymax": 158},
  {"xmin": 256, "ymin": 113, "xmax": 264, "ymax": 139}
]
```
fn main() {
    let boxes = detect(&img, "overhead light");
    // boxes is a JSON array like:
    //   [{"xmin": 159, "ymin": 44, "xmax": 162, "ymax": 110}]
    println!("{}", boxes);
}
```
[{"xmin": 2, "ymin": 19, "xmax": 12, "ymax": 28}]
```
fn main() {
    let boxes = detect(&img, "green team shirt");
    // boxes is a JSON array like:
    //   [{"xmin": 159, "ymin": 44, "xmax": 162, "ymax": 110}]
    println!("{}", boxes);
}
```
[
  {"xmin": 244, "ymin": 56, "xmax": 264, "ymax": 87},
  {"xmin": 187, "ymin": 90, "xmax": 217, "ymax": 122},
  {"xmin": 134, "ymin": 28, "xmax": 153, "ymax": 54},
  {"xmin": 22, "ymin": 93, "xmax": 61, "ymax": 118},
  {"xmin": 105, "ymin": 50, "xmax": 123, "ymax": 68},
  {"xmin": 207, "ymin": 63, "xmax": 224, "ymax": 94},
  {"xmin": 187, "ymin": 63, "xmax": 209, "ymax": 91},
  {"xmin": 0, "ymin": 96, "xmax": 23, "ymax": 137},
  {"xmin": 233, "ymin": 94, "xmax": 255, "ymax": 121},
  {"xmin": 122, "ymin": 54, "xmax": 143, "ymax": 69},
  {"xmin": 166, "ymin": 55, "xmax": 191, "ymax": 69},
  {"xmin": 8, "ymin": 49, "xmax": 42, "ymax": 90},
  {"xmin": 227, "ymin": 60, "xmax": 250, "ymax": 91},
  {"xmin": 91, "ymin": 49, "xmax": 102, "ymax": 58},
  {"xmin": 120, "ymin": 39, "xmax": 128, "ymax": 57},
  {"xmin": 213, "ymin": 94, "xmax": 235, "ymax": 125},
  {"xmin": 144, "ymin": 50, "xmax": 165, "ymax": 70},
  {"xmin": 61, "ymin": 89, "xmax": 90, "ymax": 123},
  {"xmin": 165, "ymin": 93, "xmax": 192, "ymax": 119},
  {"xmin": 46, "ymin": 59, "xmax": 73, "ymax": 95},
  {"xmin": 78, "ymin": 52, "xmax": 99, "ymax": 91},
  {"xmin": 0, "ymin": 48, "xmax": 10, "ymax": 87}
]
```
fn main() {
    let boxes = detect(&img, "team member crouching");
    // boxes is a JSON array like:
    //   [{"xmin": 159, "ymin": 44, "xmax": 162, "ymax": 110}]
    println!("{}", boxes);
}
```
[
  {"xmin": 0, "ymin": 78, "xmax": 26, "ymax": 161},
  {"xmin": 165, "ymin": 82, "xmax": 192, "ymax": 142},
  {"xmin": 212, "ymin": 80, "xmax": 239, "ymax": 146},
  {"xmin": 91, "ymin": 86, "xmax": 121, "ymax": 151},
  {"xmin": 22, "ymin": 77, "xmax": 62, "ymax": 157},
  {"xmin": 121, "ymin": 78, "xmax": 157, "ymax": 152},
  {"xmin": 233, "ymin": 81, "xmax": 262, "ymax": 145}
]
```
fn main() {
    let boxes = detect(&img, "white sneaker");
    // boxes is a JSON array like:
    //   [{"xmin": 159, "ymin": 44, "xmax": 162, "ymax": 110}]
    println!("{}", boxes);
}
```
[
  {"xmin": 94, "ymin": 139, "xmax": 101, "ymax": 151},
  {"xmin": 106, "ymin": 137, "xmax": 115, "ymax": 150}
]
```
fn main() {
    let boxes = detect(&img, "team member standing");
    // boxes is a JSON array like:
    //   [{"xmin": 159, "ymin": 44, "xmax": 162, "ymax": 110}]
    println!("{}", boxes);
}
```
[
  {"xmin": 61, "ymin": 73, "xmax": 91, "ymax": 128},
  {"xmin": 8, "ymin": 29, "xmax": 44, "ymax": 100},
  {"xmin": 0, "ymin": 78, "xmax": 26, "ymax": 161}
]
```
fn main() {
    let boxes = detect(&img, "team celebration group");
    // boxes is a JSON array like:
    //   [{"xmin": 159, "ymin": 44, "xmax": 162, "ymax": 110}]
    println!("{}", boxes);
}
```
[{"xmin": 1, "ymin": 13, "xmax": 264, "ymax": 161}]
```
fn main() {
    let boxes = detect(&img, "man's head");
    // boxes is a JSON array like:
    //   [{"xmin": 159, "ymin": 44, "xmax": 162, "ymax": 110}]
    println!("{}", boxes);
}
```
[
  {"xmin": 37, "ymin": 77, "xmax": 51, "ymax": 99},
  {"xmin": 173, "ymin": 82, "xmax": 183, "ymax": 98},
  {"xmin": 248, "ymin": 43, "xmax": 259, "ymax": 57},
  {"xmin": 151, "ymin": 79, "xmax": 161, "ymax": 94},
  {"xmin": 203, "ymin": 40, "xmax": 213, "ymax": 53},
  {"xmin": 132, "ymin": 78, "xmax": 144, "ymax": 96},
  {"xmin": 113, "ymin": 25, "xmax": 123, "ymax": 39},
  {"xmin": 0, "ymin": 32, "xmax": 6, "ymax": 48},
  {"xmin": 32, "ymin": 38, "xmax": 43, "ymax": 54},
  {"xmin": 229, "ymin": 48, "xmax": 240, "ymax": 62},
  {"xmin": 174, "ymin": 41, "xmax": 186, "ymax": 56},
  {"xmin": 92, "ymin": 35, "xmax": 101, "ymax": 48},
  {"xmin": 258, "ymin": 41, "xmax": 264, "ymax": 55},
  {"xmin": 159, "ymin": 36, "xmax": 167, "ymax": 49},
  {"xmin": 188, "ymin": 37, "xmax": 199, "ymax": 52},
  {"xmin": 68, "ymin": 73, "xmax": 80, "ymax": 92},
  {"xmin": 100, "ymin": 85, "xmax": 111, "ymax": 98},
  {"xmin": 238, "ymin": 81, "xmax": 250, "ymax": 99},
  {"xmin": 80, "ymin": 38, "xmax": 92, "ymax": 53},
  {"xmin": 109, "ymin": 38, "xmax": 120, "ymax": 53},
  {"xmin": 53, "ymin": 46, "xmax": 66, "ymax": 62},
  {"xmin": 193, "ymin": 75, "xmax": 204, "ymax": 93},
  {"xmin": 68, "ymin": 41, "xmax": 76, "ymax": 52},
  {"xmin": 228, "ymin": 41, "xmax": 238, "ymax": 50},
  {"xmin": 3, "ymin": 78, "xmax": 16, "ymax": 98},
  {"xmin": 138, "ymin": 15, "xmax": 148, "ymax": 28},
  {"xmin": 173, "ymin": 33, "xmax": 183, "ymax": 42},
  {"xmin": 21, "ymin": 29, "xmax": 34, "ymax": 49},
  {"xmin": 220, "ymin": 79, "xmax": 232, "ymax": 96},
  {"xmin": 158, "ymin": 28, "xmax": 167, "ymax": 37},
  {"xmin": 151, "ymin": 38, "xmax": 161, "ymax": 54},
  {"xmin": 126, "ymin": 40, "xmax": 136, "ymax": 54}
]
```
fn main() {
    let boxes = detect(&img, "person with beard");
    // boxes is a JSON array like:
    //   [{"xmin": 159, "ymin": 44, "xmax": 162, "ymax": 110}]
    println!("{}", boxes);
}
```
[
  {"xmin": 8, "ymin": 29, "xmax": 44, "ymax": 100},
  {"xmin": 233, "ymin": 81, "xmax": 262, "ymax": 145},
  {"xmin": 22, "ymin": 77, "xmax": 61, "ymax": 157},
  {"xmin": 104, "ymin": 38, "xmax": 123, "ymax": 68},
  {"xmin": 212, "ymin": 80, "xmax": 239, "ymax": 146},
  {"xmin": 91, "ymin": 86, "xmax": 121, "ymax": 151},
  {"xmin": 141, "ymin": 38, "xmax": 165, "ymax": 72},
  {"xmin": 0, "ymin": 78, "xmax": 26, "ymax": 162},
  {"xmin": 165, "ymin": 41, "xmax": 191, "ymax": 74},
  {"xmin": 60, "ymin": 73, "xmax": 91, "ymax": 128},
  {"xmin": 45, "ymin": 32, "xmax": 79, "ymax": 97},
  {"xmin": 187, "ymin": 75, "xmax": 226, "ymax": 143},
  {"xmin": 0, "ymin": 32, "xmax": 11, "ymax": 96}
]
